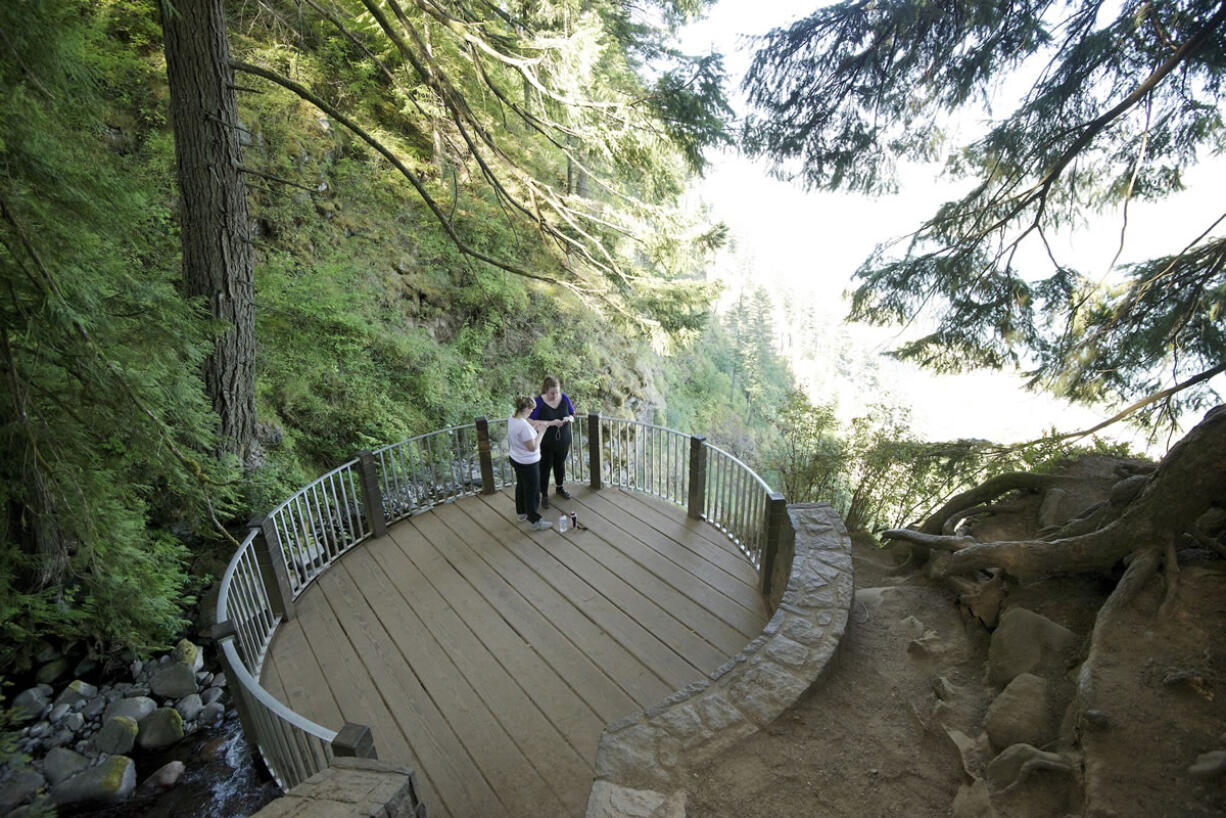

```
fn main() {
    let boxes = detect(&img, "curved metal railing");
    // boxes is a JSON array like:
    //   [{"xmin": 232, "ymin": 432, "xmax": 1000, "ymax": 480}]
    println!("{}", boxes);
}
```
[
  {"xmin": 702, "ymin": 444, "xmax": 775, "ymax": 568},
  {"xmin": 216, "ymin": 530, "xmax": 338, "ymax": 789},
  {"xmin": 214, "ymin": 414, "xmax": 782, "ymax": 791}
]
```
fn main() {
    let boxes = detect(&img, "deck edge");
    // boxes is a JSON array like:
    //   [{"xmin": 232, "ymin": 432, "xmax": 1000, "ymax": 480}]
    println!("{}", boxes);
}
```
[{"xmin": 584, "ymin": 503, "xmax": 854, "ymax": 818}]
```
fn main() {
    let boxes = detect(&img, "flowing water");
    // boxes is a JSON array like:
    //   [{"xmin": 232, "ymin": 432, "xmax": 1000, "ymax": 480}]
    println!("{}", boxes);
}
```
[{"xmin": 83, "ymin": 713, "xmax": 280, "ymax": 818}]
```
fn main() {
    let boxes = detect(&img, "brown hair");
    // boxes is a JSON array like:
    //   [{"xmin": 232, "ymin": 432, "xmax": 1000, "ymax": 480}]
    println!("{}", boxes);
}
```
[
  {"xmin": 513, "ymin": 395, "xmax": 535, "ymax": 414},
  {"xmin": 541, "ymin": 375, "xmax": 559, "ymax": 392}
]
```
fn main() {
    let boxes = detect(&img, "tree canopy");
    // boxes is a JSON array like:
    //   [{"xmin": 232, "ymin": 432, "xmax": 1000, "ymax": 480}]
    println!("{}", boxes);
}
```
[
  {"xmin": 230, "ymin": 0, "xmax": 733, "ymax": 335},
  {"xmin": 743, "ymin": 0, "xmax": 1226, "ymax": 434},
  {"xmin": 0, "ymin": 0, "xmax": 738, "ymax": 669}
]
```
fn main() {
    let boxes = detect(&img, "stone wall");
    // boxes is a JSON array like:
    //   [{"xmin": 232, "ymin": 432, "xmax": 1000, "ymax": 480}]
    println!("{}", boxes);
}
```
[
  {"xmin": 585, "ymin": 502, "xmax": 853, "ymax": 818},
  {"xmin": 249, "ymin": 757, "xmax": 426, "ymax": 818}
]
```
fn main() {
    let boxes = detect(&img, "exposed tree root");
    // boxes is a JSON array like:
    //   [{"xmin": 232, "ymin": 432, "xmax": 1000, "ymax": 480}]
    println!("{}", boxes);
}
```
[
  {"xmin": 919, "ymin": 472, "xmax": 1059, "ymax": 535},
  {"xmin": 900, "ymin": 407, "xmax": 1226, "ymax": 582},
  {"xmin": 1074, "ymin": 546, "xmax": 1161, "ymax": 733}
]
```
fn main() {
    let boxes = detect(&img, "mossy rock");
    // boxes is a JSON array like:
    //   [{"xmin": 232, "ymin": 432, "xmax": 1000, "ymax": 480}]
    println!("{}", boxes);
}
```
[
  {"xmin": 137, "ymin": 708, "xmax": 184, "ymax": 751},
  {"xmin": 49, "ymin": 755, "xmax": 136, "ymax": 807},
  {"xmin": 172, "ymin": 638, "xmax": 203, "ymax": 672}
]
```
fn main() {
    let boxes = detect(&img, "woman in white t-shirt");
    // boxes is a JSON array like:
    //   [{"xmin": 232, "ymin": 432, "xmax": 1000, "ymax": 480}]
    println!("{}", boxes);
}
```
[{"xmin": 508, "ymin": 396, "xmax": 553, "ymax": 529}]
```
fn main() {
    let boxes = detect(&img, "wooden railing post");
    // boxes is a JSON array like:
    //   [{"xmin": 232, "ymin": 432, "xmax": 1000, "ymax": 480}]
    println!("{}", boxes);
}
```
[
  {"xmin": 250, "ymin": 515, "xmax": 295, "ymax": 621},
  {"xmin": 475, "ymin": 417, "xmax": 496, "ymax": 495},
  {"xmin": 687, "ymin": 434, "xmax": 707, "ymax": 520},
  {"xmin": 760, "ymin": 492, "xmax": 787, "ymax": 596},
  {"xmin": 588, "ymin": 412, "xmax": 602, "ymax": 490},
  {"xmin": 356, "ymin": 450, "xmax": 387, "ymax": 539},
  {"xmin": 332, "ymin": 723, "xmax": 378, "ymax": 759}
]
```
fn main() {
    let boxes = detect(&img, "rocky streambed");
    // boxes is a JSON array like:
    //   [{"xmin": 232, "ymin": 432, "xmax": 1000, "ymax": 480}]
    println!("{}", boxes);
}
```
[{"xmin": 1, "ymin": 639, "xmax": 279, "ymax": 817}]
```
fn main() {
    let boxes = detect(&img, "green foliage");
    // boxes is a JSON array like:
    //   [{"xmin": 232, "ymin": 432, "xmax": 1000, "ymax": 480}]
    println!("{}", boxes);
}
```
[
  {"xmin": 767, "ymin": 391, "xmax": 1141, "ymax": 533},
  {"xmin": 0, "ymin": 0, "xmax": 734, "ymax": 676},
  {"xmin": 0, "ymin": 0, "xmax": 225, "ymax": 668},
  {"xmin": 744, "ymin": 0, "xmax": 1226, "ymax": 430}
]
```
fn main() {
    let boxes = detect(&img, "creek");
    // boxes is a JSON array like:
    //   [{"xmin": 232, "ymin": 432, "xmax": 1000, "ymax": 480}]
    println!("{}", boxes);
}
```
[{"xmin": 82, "ymin": 713, "xmax": 279, "ymax": 818}]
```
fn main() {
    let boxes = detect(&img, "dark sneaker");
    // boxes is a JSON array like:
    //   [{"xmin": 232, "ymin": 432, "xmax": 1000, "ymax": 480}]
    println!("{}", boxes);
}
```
[
  {"xmin": 541, "ymin": 495, "xmax": 551, "ymax": 509},
  {"xmin": 532, "ymin": 518, "xmax": 553, "ymax": 530},
  {"xmin": 556, "ymin": 487, "xmax": 572, "ymax": 499}
]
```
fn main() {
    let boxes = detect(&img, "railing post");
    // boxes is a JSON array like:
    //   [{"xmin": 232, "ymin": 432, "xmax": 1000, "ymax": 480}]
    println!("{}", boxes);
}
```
[
  {"xmin": 209, "ymin": 621, "xmax": 263, "ymax": 766},
  {"xmin": 357, "ymin": 450, "xmax": 387, "ymax": 539},
  {"xmin": 760, "ymin": 492, "xmax": 787, "ymax": 596},
  {"xmin": 332, "ymin": 723, "xmax": 378, "ymax": 759},
  {"xmin": 251, "ymin": 515, "xmax": 295, "ymax": 621},
  {"xmin": 475, "ymin": 417, "xmax": 496, "ymax": 495},
  {"xmin": 687, "ymin": 434, "xmax": 707, "ymax": 520},
  {"xmin": 588, "ymin": 412, "xmax": 602, "ymax": 490}
]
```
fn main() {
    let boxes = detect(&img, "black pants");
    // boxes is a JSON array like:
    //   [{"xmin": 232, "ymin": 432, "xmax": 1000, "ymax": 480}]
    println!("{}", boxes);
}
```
[
  {"xmin": 539, "ymin": 436, "xmax": 571, "ymax": 494},
  {"xmin": 511, "ymin": 458, "xmax": 542, "ymax": 522}
]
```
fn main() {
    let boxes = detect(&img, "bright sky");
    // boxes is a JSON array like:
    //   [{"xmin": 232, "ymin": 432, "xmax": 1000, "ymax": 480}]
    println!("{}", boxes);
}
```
[{"xmin": 678, "ymin": 2, "xmax": 1223, "ymax": 452}]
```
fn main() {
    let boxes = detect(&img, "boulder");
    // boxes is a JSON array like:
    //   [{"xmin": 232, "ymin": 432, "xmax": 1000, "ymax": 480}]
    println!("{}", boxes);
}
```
[
  {"xmin": 198, "ymin": 702, "xmax": 226, "ymax": 724},
  {"xmin": 43, "ymin": 747, "xmax": 89, "ymax": 786},
  {"xmin": 35, "ymin": 657, "xmax": 71, "ymax": 686},
  {"xmin": 138, "ymin": 707, "xmax": 184, "ymax": 750},
  {"xmin": 0, "ymin": 768, "xmax": 46, "ymax": 813},
  {"xmin": 94, "ymin": 716, "xmax": 139, "ymax": 755},
  {"xmin": 985, "ymin": 744, "xmax": 1073, "ymax": 791},
  {"xmin": 63, "ymin": 711, "xmax": 85, "ymax": 732},
  {"xmin": 54, "ymin": 680, "xmax": 98, "ymax": 709},
  {"xmin": 11, "ymin": 686, "xmax": 51, "ymax": 723},
  {"xmin": 49, "ymin": 755, "xmax": 136, "ymax": 807},
  {"xmin": 151, "ymin": 662, "xmax": 198, "ymax": 700},
  {"xmin": 987, "ymin": 608, "xmax": 1080, "ymax": 687},
  {"xmin": 1189, "ymin": 750, "xmax": 1226, "ymax": 779},
  {"xmin": 201, "ymin": 686, "xmax": 224, "ymax": 706},
  {"xmin": 104, "ymin": 696, "xmax": 157, "ymax": 724},
  {"xmin": 173, "ymin": 638, "xmax": 204, "ymax": 673},
  {"xmin": 81, "ymin": 696, "xmax": 107, "ymax": 720},
  {"xmin": 175, "ymin": 693, "xmax": 204, "ymax": 723},
  {"xmin": 8, "ymin": 795, "xmax": 54, "ymax": 818},
  {"xmin": 136, "ymin": 760, "xmax": 186, "ymax": 796},
  {"xmin": 984, "ymin": 674, "xmax": 1055, "ymax": 750},
  {"xmin": 49, "ymin": 703, "xmax": 72, "ymax": 723}
]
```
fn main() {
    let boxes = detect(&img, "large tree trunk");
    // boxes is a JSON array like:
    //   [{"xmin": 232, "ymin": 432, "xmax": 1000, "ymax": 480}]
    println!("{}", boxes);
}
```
[
  {"xmin": 161, "ymin": 0, "xmax": 257, "ymax": 460},
  {"xmin": 918, "ymin": 407, "xmax": 1226, "ymax": 579}
]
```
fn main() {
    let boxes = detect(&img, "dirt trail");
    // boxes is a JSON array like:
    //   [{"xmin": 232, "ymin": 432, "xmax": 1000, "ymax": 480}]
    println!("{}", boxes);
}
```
[{"xmin": 686, "ymin": 537, "xmax": 1226, "ymax": 818}]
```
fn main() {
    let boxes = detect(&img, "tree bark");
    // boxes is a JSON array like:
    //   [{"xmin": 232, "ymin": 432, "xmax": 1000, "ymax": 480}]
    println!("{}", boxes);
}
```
[
  {"xmin": 161, "ymin": 0, "xmax": 257, "ymax": 459},
  {"xmin": 929, "ymin": 407, "xmax": 1226, "ymax": 580},
  {"xmin": 918, "ymin": 472, "xmax": 1058, "ymax": 534}
]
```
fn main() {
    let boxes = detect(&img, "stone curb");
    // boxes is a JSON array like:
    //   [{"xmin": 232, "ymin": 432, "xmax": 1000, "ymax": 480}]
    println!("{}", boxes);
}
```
[{"xmin": 585, "ymin": 503, "xmax": 853, "ymax": 818}]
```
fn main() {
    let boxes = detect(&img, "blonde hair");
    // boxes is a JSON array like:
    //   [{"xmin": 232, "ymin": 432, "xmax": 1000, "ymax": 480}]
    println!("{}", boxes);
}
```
[
  {"xmin": 541, "ymin": 375, "xmax": 559, "ymax": 392},
  {"xmin": 513, "ymin": 395, "xmax": 535, "ymax": 414}
]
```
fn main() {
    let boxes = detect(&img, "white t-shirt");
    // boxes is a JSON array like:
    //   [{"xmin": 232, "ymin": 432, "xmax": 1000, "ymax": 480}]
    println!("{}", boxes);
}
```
[{"xmin": 507, "ymin": 416, "xmax": 540, "ymax": 464}]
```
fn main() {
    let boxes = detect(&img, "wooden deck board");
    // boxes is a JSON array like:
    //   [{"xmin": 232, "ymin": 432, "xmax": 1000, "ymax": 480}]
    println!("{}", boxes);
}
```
[
  {"xmin": 340, "ymin": 549, "xmax": 571, "ymax": 818},
  {"xmin": 262, "ymin": 487, "xmax": 769, "ymax": 818},
  {"xmin": 579, "ymin": 489, "xmax": 764, "ymax": 610},
  {"xmin": 468, "ymin": 495, "xmax": 698, "ymax": 692},
  {"xmin": 476, "ymin": 492, "xmax": 730, "ymax": 679},
  {"xmin": 367, "ymin": 529, "xmax": 592, "ymax": 815},
  {"xmin": 398, "ymin": 510, "xmax": 607, "ymax": 757},
  {"xmin": 616, "ymin": 490, "xmax": 763, "ymax": 586},
  {"xmin": 428, "ymin": 500, "xmax": 648, "ymax": 721},
  {"xmin": 565, "ymin": 490, "xmax": 764, "ymax": 643}
]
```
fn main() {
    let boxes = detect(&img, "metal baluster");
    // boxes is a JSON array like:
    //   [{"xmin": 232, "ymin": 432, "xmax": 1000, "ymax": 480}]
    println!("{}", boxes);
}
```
[
  {"xmin": 291, "ymin": 495, "xmax": 316, "ymax": 581},
  {"xmin": 271, "ymin": 510, "xmax": 299, "ymax": 592},
  {"xmin": 312, "ymin": 481, "xmax": 332, "ymax": 563}
]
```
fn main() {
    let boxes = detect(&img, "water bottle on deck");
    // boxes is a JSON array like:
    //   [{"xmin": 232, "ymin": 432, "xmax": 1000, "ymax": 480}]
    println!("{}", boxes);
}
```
[{"xmin": 558, "ymin": 514, "xmax": 568, "ymax": 532}]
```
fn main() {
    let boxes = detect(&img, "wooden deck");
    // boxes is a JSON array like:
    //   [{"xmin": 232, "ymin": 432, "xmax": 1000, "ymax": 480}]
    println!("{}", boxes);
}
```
[{"xmin": 260, "ymin": 484, "xmax": 769, "ymax": 818}]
